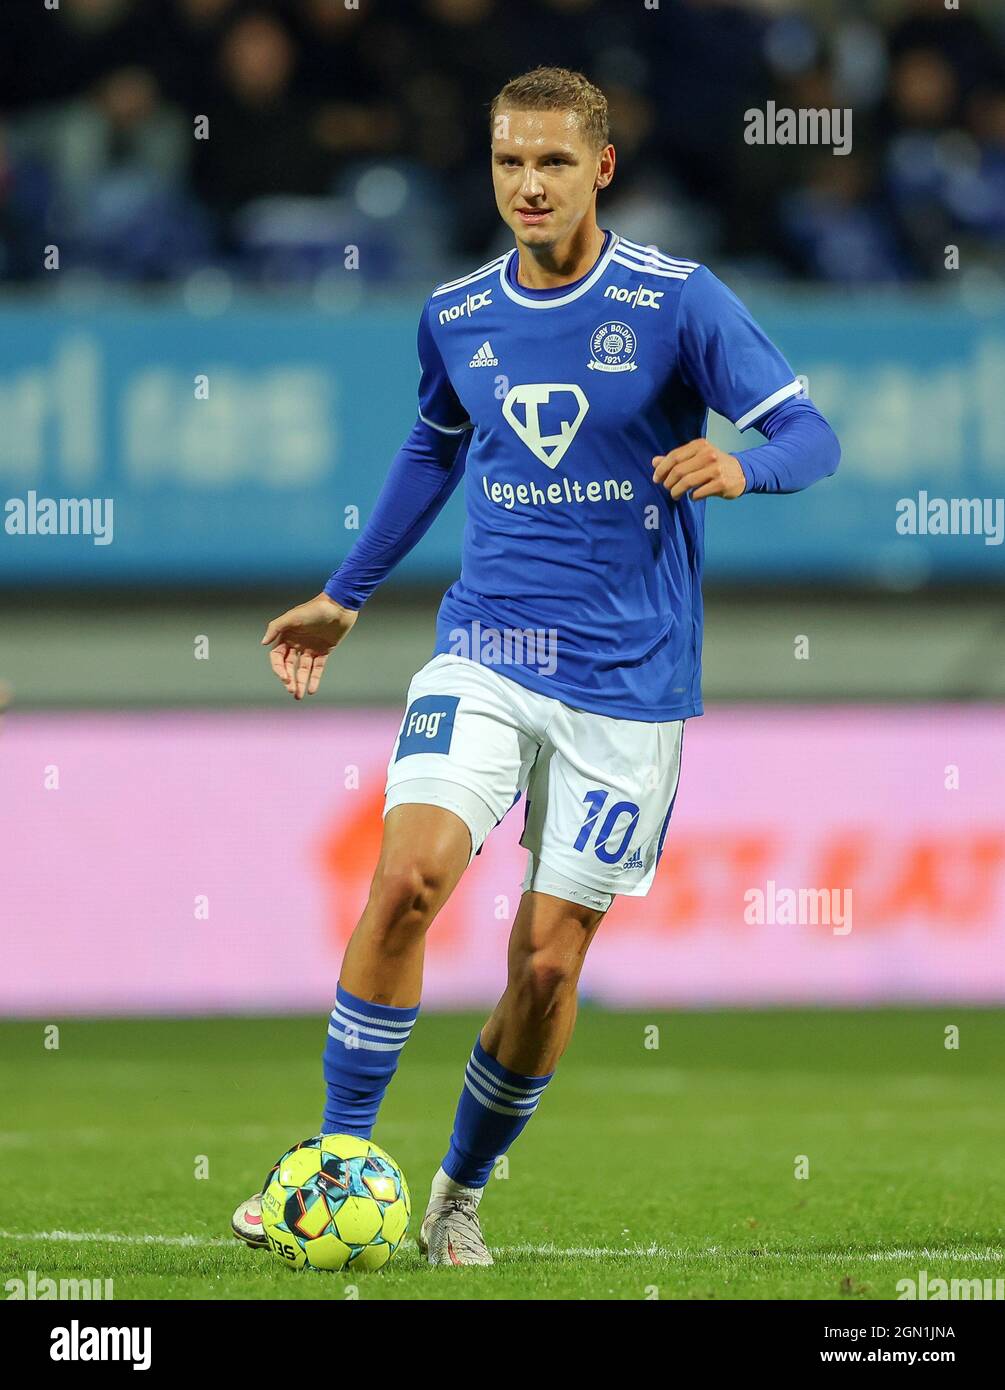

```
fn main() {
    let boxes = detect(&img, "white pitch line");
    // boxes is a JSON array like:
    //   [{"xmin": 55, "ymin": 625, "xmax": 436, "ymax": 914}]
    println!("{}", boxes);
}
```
[
  {"xmin": 491, "ymin": 1244, "xmax": 1005, "ymax": 1262},
  {"xmin": 0, "ymin": 1230, "xmax": 235, "ymax": 1248},
  {"xmin": 0, "ymin": 1231, "xmax": 1001, "ymax": 1262}
]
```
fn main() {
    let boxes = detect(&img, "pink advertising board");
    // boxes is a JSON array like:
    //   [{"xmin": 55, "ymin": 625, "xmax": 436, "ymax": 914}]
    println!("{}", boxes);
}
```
[{"xmin": 3, "ymin": 707, "xmax": 1003, "ymax": 1013}]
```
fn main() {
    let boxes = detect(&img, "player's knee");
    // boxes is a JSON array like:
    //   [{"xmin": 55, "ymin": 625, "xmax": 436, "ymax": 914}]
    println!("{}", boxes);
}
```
[
  {"xmin": 516, "ymin": 949, "xmax": 578, "ymax": 1007},
  {"xmin": 368, "ymin": 857, "xmax": 449, "ymax": 933}
]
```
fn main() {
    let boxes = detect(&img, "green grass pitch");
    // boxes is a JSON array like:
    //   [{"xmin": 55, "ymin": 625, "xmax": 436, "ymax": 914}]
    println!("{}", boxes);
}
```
[{"xmin": 1, "ymin": 1008, "xmax": 1002, "ymax": 1300}]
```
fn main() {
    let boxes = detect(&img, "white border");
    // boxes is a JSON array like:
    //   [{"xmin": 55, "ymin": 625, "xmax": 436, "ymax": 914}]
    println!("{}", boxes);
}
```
[
  {"xmin": 418, "ymin": 409, "xmax": 473, "ymax": 435},
  {"xmin": 734, "ymin": 379, "xmax": 804, "ymax": 431},
  {"xmin": 499, "ymin": 231, "xmax": 621, "ymax": 309}
]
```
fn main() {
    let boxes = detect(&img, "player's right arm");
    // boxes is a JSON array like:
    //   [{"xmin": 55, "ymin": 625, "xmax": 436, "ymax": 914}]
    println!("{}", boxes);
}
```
[
  {"xmin": 263, "ymin": 300, "xmax": 471, "ymax": 700},
  {"xmin": 261, "ymin": 594, "xmax": 359, "ymax": 701}
]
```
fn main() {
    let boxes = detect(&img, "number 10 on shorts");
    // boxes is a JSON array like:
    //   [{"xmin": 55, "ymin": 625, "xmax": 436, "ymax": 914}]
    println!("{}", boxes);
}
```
[{"xmin": 573, "ymin": 789, "xmax": 640, "ymax": 864}]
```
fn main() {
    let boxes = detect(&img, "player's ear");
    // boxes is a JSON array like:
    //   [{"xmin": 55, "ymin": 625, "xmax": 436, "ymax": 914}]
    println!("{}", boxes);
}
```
[{"xmin": 596, "ymin": 144, "xmax": 615, "ymax": 190}]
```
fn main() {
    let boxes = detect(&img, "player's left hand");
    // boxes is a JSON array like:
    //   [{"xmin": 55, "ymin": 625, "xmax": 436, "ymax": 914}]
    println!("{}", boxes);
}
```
[{"xmin": 651, "ymin": 440, "xmax": 747, "ymax": 500}]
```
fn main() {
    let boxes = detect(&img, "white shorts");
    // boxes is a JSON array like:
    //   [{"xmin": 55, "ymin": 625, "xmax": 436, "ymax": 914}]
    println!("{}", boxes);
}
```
[{"xmin": 383, "ymin": 654, "xmax": 685, "ymax": 903}]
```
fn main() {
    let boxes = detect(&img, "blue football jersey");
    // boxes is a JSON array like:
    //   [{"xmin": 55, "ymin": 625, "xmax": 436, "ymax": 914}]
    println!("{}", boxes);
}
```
[{"xmin": 418, "ymin": 229, "xmax": 802, "ymax": 722}]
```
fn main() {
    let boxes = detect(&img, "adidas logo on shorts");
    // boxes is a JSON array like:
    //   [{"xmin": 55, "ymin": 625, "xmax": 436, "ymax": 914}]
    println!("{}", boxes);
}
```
[
  {"xmin": 621, "ymin": 848, "xmax": 644, "ymax": 871},
  {"xmin": 469, "ymin": 340, "xmax": 499, "ymax": 367}
]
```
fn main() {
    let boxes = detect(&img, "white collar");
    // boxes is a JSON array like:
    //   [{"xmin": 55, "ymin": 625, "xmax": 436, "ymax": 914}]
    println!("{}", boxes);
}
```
[{"xmin": 499, "ymin": 231, "xmax": 620, "ymax": 309}]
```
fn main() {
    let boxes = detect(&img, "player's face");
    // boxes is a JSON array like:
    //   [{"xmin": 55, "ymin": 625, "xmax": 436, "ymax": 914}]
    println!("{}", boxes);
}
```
[{"xmin": 491, "ymin": 108, "xmax": 611, "ymax": 249}]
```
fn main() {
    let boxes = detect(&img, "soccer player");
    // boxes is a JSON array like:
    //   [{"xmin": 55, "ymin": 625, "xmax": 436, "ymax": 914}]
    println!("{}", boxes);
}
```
[{"xmin": 231, "ymin": 66, "xmax": 839, "ymax": 1265}]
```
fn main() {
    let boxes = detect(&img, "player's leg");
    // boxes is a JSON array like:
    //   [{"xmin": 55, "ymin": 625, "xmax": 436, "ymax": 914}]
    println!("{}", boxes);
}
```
[
  {"xmin": 317, "ymin": 783, "xmax": 497, "ymax": 1144},
  {"xmin": 419, "ymin": 706, "xmax": 685, "ymax": 1265},
  {"xmin": 230, "ymin": 795, "xmax": 480, "ymax": 1247},
  {"xmin": 232, "ymin": 653, "xmax": 535, "ymax": 1246},
  {"xmin": 337, "ymin": 799, "xmax": 472, "ymax": 1007},
  {"xmin": 319, "ymin": 662, "xmax": 539, "ymax": 1180},
  {"xmin": 419, "ymin": 873, "xmax": 610, "ymax": 1266},
  {"xmin": 480, "ymin": 872, "xmax": 610, "ymax": 1072}
]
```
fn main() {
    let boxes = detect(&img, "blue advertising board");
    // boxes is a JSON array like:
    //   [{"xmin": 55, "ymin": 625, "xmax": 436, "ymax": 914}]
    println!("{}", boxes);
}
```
[{"xmin": 0, "ymin": 295, "xmax": 1002, "ymax": 585}]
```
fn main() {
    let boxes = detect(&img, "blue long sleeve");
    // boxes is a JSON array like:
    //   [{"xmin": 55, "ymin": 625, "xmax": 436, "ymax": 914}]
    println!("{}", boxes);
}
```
[
  {"xmin": 323, "ymin": 416, "xmax": 468, "ymax": 609},
  {"xmin": 734, "ymin": 396, "xmax": 840, "ymax": 493}
]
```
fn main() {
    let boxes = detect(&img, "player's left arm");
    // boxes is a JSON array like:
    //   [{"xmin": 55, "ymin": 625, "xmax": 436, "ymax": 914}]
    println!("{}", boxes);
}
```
[
  {"xmin": 653, "ymin": 266, "xmax": 840, "ymax": 501},
  {"xmin": 652, "ymin": 436, "xmax": 747, "ymax": 500}
]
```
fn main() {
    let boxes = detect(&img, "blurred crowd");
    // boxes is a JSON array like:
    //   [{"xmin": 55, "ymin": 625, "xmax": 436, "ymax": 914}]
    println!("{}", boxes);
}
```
[{"xmin": 1, "ymin": 0, "xmax": 1003, "ymax": 288}]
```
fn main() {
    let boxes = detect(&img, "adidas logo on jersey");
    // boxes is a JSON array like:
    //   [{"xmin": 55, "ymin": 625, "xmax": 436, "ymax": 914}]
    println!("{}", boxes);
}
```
[
  {"xmin": 438, "ymin": 289, "xmax": 493, "ymax": 325},
  {"xmin": 622, "ymin": 847, "xmax": 644, "ymax": 871},
  {"xmin": 469, "ymin": 341, "xmax": 499, "ymax": 367},
  {"xmin": 603, "ymin": 283, "xmax": 664, "ymax": 310}
]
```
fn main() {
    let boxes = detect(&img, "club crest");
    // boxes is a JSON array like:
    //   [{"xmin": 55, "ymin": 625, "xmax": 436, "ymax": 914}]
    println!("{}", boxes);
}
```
[{"xmin": 587, "ymin": 321, "xmax": 638, "ymax": 373}]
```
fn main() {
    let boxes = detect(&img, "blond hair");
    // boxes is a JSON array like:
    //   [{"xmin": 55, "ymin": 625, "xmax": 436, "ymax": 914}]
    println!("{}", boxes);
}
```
[{"xmin": 490, "ymin": 66, "xmax": 610, "ymax": 152}]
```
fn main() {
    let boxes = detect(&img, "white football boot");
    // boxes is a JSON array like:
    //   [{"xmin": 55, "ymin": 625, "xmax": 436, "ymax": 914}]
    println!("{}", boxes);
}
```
[
  {"xmin": 232, "ymin": 1152, "xmax": 284, "ymax": 1248},
  {"xmin": 230, "ymin": 1192, "xmax": 268, "ymax": 1249},
  {"xmin": 417, "ymin": 1168, "xmax": 493, "ymax": 1266}
]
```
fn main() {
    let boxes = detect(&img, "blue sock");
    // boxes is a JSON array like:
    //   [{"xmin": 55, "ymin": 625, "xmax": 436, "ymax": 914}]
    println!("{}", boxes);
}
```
[
  {"xmin": 441, "ymin": 1036, "xmax": 555, "ymax": 1188},
  {"xmin": 321, "ymin": 983, "xmax": 419, "ymax": 1137}
]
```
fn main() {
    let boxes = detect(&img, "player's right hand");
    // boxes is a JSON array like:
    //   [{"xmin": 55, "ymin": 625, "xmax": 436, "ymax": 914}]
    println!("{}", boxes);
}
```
[{"xmin": 261, "ymin": 593, "xmax": 358, "ymax": 700}]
